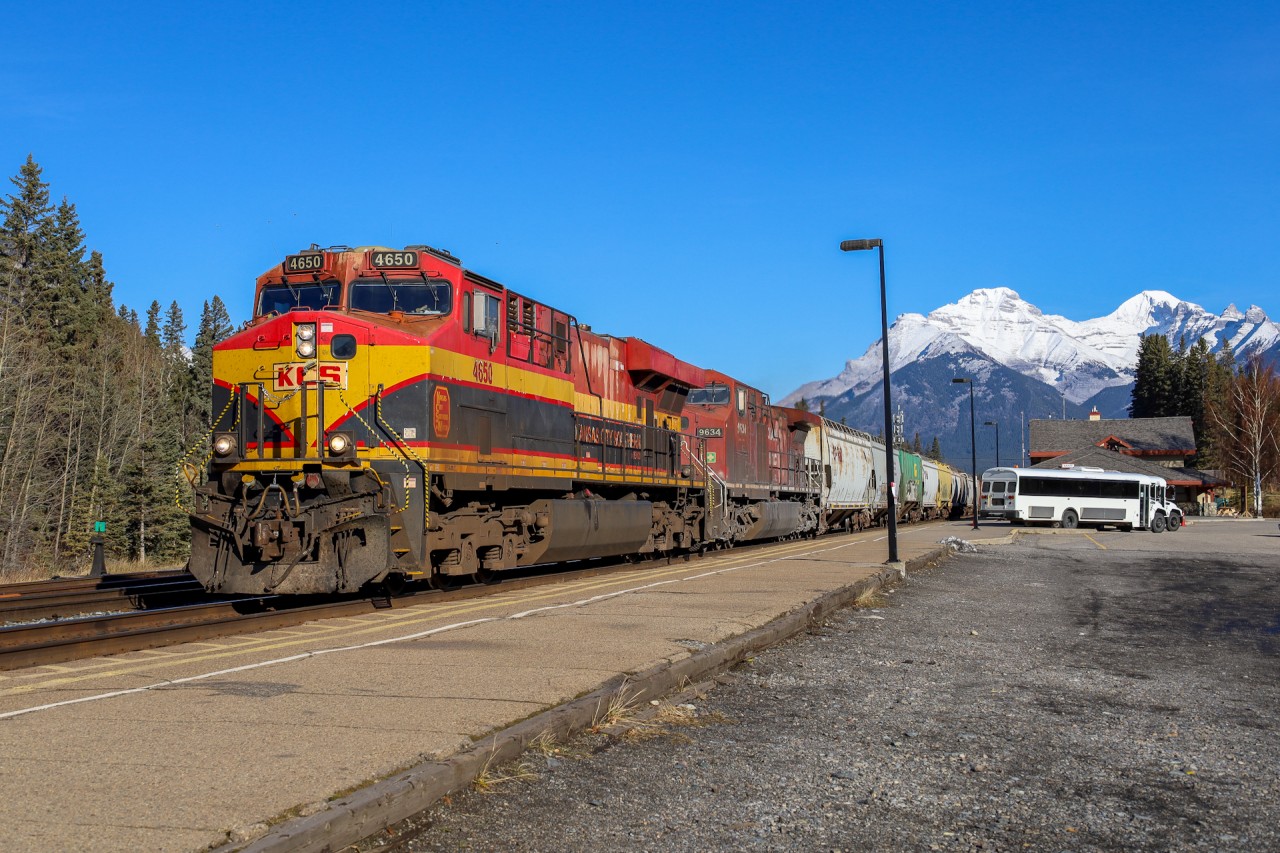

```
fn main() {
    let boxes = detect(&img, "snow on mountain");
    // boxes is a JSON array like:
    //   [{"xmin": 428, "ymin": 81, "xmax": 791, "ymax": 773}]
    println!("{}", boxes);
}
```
[{"xmin": 782, "ymin": 288, "xmax": 1279, "ymax": 408}]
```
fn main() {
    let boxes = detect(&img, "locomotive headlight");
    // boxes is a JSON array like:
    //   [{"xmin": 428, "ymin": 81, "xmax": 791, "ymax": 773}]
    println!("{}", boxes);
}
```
[
  {"xmin": 296, "ymin": 323, "xmax": 316, "ymax": 341},
  {"xmin": 212, "ymin": 433, "xmax": 237, "ymax": 457},
  {"xmin": 296, "ymin": 339, "xmax": 316, "ymax": 358},
  {"xmin": 327, "ymin": 431, "xmax": 354, "ymax": 456}
]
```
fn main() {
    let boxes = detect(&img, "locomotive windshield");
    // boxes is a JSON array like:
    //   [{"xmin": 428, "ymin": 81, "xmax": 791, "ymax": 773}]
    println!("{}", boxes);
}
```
[
  {"xmin": 258, "ymin": 281, "xmax": 342, "ymax": 315},
  {"xmin": 350, "ymin": 279, "xmax": 452, "ymax": 316},
  {"xmin": 688, "ymin": 386, "xmax": 731, "ymax": 405}
]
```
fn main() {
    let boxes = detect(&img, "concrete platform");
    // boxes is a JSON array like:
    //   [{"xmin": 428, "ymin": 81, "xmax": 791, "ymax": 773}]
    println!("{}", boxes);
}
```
[{"xmin": 0, "ymin": 520, "xmax": 1006, "ymax": 852}]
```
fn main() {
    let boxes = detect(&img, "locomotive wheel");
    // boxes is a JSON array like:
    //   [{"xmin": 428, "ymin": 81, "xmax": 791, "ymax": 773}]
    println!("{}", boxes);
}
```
[
  {"xmin": 430, "ymin": 572, "xmax": 462, "ymax": 591},
  {"xmin": 381, "ymin": 573, "xmax": 409, "ymax": 597},
  {"xmin": 474, "ymin": 567, "xmax": 501, "ymax": 585}
]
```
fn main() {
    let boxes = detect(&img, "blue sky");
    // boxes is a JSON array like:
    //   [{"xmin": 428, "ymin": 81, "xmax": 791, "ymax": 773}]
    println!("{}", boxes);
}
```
[{"xmin": 4, "ymin": 1, "xmax": 1278, "ymax": 398}]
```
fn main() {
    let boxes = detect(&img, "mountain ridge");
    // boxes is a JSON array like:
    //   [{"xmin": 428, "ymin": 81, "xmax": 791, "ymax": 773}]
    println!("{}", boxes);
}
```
[
  {"xmin": 781, "ymin": 288, "xmax": 1280, "ymax": 472},
  {"xmin": 783, "ymin": 288, "xmax": 1280, "ymax": 408}
]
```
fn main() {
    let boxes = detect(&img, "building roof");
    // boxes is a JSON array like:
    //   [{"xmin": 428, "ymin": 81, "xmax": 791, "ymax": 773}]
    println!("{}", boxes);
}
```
[
  {"xmin": 1029, "ymin": 446, "xmax": 1214, "ymax": 486},
  {"xmin": 1029, "ymin": 416, "xmax": 1195, "ymax": 455}
]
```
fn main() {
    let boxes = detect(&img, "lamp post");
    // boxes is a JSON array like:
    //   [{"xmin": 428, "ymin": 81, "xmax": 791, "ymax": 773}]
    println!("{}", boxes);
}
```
[
  {"xmin": 952, "ymin": 377, "xmax": 979, "ymax": 530},
  {"xmin": 984, "ymin": 420, "xmax": 1000, "ymax": 468},
  {"xmin": 840, "ymin": 238, "xmax": 898, "ymax": 563}
]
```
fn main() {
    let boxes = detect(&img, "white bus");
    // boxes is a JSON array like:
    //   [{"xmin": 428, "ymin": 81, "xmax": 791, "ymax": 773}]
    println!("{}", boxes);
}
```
[{"xmin": 980, "ymin": 466, "xmax": 1183, "ymax": 532}]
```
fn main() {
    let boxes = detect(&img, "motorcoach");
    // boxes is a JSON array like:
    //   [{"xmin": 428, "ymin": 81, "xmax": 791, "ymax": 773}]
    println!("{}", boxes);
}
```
[{"xmin": 980, "ymin": 465, "xmax": 1182, "ymax": 532}]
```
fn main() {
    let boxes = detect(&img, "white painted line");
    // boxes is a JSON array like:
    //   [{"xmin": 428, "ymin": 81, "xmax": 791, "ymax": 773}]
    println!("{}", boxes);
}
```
[
  {"xmin": 0, "ymin": 538, "xmax": 873, "ymax": 721},
  {"xmin": 0, "ymin": 618, "xmax": 497, "ymax": 721}
]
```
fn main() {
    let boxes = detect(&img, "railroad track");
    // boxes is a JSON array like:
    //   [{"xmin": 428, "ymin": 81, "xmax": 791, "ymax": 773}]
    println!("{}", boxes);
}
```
[
  {"xmin": 0, "ymin": 553, "xmax": 705, "ymax": 672},
  {"xmin": 0, "ymin": 570, "xmax": 204, "ymax": 625},
  {"xmin": 0, "ymin": 522, "xmax": 943, "ymax": 673}
]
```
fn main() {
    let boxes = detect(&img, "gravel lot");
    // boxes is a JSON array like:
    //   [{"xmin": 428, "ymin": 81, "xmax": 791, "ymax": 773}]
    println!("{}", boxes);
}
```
[{"xmin": 367, "ymin": 521, "xmax": 1280, "ymax": 852}]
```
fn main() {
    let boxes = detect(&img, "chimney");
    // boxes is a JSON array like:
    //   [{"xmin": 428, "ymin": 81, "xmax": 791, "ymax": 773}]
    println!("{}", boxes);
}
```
[{"xmin": 1088, "ymin": 407, "xmax": 1101, "ymax": 421}]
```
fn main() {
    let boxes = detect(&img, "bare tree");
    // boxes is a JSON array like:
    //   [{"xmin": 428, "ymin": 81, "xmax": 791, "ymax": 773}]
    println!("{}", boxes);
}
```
[{"xmin": 1205, "ymin": 354, "xmax": 1280, "ymax": 517}]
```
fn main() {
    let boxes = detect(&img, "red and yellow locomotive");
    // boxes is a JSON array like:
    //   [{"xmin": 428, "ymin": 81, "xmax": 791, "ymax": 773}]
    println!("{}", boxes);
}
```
[{"xmin": 188, "ymin": 245, "xmax": 819, "ymax": 595}]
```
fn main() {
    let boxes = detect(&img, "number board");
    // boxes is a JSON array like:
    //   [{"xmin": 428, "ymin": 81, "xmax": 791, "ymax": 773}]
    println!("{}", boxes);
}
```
[
  {"xmin": 696, "ymin": 427, "xmax": 724, "ymax": 438},
  {"xmin": 370, "ymin": 250, "xmax": 419, "ymax": 269},
  {"xmin": 284, "ymin": 253, "xmax": 326, "ymax": 273}
]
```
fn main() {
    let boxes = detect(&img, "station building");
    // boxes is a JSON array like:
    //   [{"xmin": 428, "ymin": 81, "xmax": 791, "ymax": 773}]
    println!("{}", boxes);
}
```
[{"xmin": 1029, "ymin": 409, "xmax": 1228, "ymax": 512}]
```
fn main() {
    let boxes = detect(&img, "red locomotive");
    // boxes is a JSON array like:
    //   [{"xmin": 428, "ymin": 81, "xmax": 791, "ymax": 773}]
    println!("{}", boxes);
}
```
[{"xmin": 188, "ymin": 244, "xmax": 820, "ymax": 594}]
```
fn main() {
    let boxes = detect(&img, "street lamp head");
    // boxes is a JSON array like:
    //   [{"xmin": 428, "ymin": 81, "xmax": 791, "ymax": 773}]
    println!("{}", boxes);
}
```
[
  {"xmin": 951, "ymin": 377, "xmax": 970, "ymax": 384},
  {"xmin": 984, "ymin": 420, "xmax": 997, "ymax": 426},
  {"xmin": 840, "ymin": 239, "xmax": 882, "ymax": 252}
]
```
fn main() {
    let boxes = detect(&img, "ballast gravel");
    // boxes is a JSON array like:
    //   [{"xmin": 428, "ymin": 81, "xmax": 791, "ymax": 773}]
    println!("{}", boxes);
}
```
[{"xmin": 368, "ymin": 529, "xmax": 1280, "ymax": 852}]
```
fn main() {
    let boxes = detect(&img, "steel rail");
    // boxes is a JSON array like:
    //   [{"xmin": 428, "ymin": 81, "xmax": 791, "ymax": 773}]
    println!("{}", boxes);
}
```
[
  {"xmin": 0, "ymin": 521, "xmax": 953, "ymax": 672},
  {"xmin": 0, "ymin": 574, "xmax": 205, "ymax": 625}
]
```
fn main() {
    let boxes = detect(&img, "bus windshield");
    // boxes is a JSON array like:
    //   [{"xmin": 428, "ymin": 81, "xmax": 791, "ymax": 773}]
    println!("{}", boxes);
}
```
[
  {"xmin": 350, "ymin": 279, "xmax": 452, "ymax": 315},
  {"xmin": 258, "ymin": 281, "xmax": 342, "ymax": 315}
]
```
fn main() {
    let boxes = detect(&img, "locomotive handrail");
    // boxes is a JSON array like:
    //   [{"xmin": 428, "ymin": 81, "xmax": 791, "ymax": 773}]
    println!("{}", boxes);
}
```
[{"xmin": 681, "ymin": 437, "xmax": 727, "ymax": 513}]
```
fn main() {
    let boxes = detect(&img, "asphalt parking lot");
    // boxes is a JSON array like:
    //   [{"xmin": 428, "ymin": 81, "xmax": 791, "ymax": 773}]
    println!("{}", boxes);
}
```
[{"xmin": 370, "ymin": 519, "xmax": 1280, "ymax": 852}]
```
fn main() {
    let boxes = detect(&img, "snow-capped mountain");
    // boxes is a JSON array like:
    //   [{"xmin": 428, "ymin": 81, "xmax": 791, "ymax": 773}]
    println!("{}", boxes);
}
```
[{"xmin": 783, "ymin": 288, "xmax": 1280, "ymax": 408}]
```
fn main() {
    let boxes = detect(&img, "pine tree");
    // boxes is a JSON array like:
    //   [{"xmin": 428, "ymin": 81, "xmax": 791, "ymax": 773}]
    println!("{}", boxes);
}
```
[
  {"xmin": 1130, "ymin": 333, "xmax": 1177, "ymax": 417},
  {"xmin": 0, "ymin": 155, "xmax": 54, "ymax": 308},
  {"xmin": 191, "ymin": 296, "xmax": 233, "ymax": 428},
  {"xmin": 927, "ymin": 436, "xmax": 942, "ymax": 461},
  {"xmin": 1182, "ymin": 337, "xmax": 1213, "ymax": 458},
  {"xmin": 144, "ymin": 300, "xmax": 162, "ymax": 344},
  {"xmin": 795, "ymin": 397, "xmax": 809, "ymax": 412}
]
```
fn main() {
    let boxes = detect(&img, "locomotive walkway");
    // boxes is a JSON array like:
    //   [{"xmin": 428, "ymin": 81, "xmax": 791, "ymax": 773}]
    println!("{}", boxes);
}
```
[{"xmin": 0, "ymin": 520, "xmax": 1009, "ymax": 853}]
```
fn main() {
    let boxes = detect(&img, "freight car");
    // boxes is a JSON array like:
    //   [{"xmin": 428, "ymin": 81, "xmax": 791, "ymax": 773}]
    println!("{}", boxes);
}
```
[{"xmin": 186, "ymin": 244, "xmax": 972, "ymax": 595}]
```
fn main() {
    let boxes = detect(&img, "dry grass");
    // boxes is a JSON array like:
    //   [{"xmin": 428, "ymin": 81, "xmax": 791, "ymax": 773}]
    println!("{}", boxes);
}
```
[
  {"xmin": 472, "ymin": 746, "xmax": 540, "ymax": 793},
  {"xmin": 1, "ymin": 556, "xmax": 185, "ymax": 585},
  {"xmin": 617, "ymin": 700, "xmax": 735, "ymax": 743},
  {"xmin": 589, "ymin": 682, "xmax": 641, "ymax": 732},
  {"xmin": 473, "ymin": 760, "xmax": 538, "ymax": 792}
]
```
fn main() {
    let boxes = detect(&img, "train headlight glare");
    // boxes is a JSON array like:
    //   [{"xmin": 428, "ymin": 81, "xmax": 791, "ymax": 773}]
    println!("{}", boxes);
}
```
[
  {"xmin": 327, "ymin": 432, "xmax": 352, "ymax": 455},
  {"xmin": 296, "ymin": 339, "xmax": 316, "ymax": 358},
  {"xmin": 296, "ymin": 323, "xmax": 316, "ymax": 341},
  {"xmin": 213, "ymin": 434, "xmax": 237, "ymax": 456}
]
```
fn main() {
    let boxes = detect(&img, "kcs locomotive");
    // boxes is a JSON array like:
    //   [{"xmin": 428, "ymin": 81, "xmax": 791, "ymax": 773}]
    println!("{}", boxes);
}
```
[{"xmin": 187, "ymin": 244, "xmax": 971, "ymax": 595}]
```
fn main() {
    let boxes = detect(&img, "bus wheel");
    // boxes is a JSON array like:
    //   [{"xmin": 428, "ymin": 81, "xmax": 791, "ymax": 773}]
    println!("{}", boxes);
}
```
[
  {"xmin": 1120, "ymin": 523, "xmax": 1133, "ymax": 532},
  {"xmin": 1167, "ymin": 514, "xmax": 1181, "ymax": 532},
  {"xmin": 1151, "ymin": 513, "xmax": 1167, "ymax": 533},
  {"xmin": 1061, "ymin": 509, "xmax": 1079, "ymax": 530}
]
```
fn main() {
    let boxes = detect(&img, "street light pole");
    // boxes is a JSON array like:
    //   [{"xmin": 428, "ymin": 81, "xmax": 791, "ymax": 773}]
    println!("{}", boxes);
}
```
[
  {"xmin": 840, "ymin": 238, "xmax": 898, "ymax": 563},
  {"xmin": 984, "ymin": 420, "xmax": 1000, "ymax": 468},
  {"xmin": 953, "ymin": 377, "xmax": 979, "ymax": 530}
]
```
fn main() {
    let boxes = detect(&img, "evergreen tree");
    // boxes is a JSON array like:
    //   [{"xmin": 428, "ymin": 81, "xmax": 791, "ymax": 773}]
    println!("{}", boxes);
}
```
[
  {"xmin": 0, "ymin": 154, "xmax": 54, "ymax": 309},
  {"xmin": 191, "ymin": 296, "xmax": 233, "ymax": 428},
  {"xmin": 1200, "ymin": 336, "xmax": 1238, "ymax": 469},
  {"xmin": 143, "ymin": 300, "xmax": 162, "ymax": 344},
  {"xmin": 927, "ymin": 436, "xmax": 942, "ymax": 461},
  {"xmin": 1130, "ymin": 333, "xmax": 1177, "ymax": 417},
  {"xmin": 794, "ymin": 397, "xmax": 809, "ymax": 412},
  {"xmin": 1182, "ymin": 337, "xmax": 1213, "ymax": 458}
]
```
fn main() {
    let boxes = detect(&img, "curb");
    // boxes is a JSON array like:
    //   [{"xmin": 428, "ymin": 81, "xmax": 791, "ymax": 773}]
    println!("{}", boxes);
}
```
[{"xmin": 222, "ymin": 545, "xmax": 952, "ymax": 853}]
